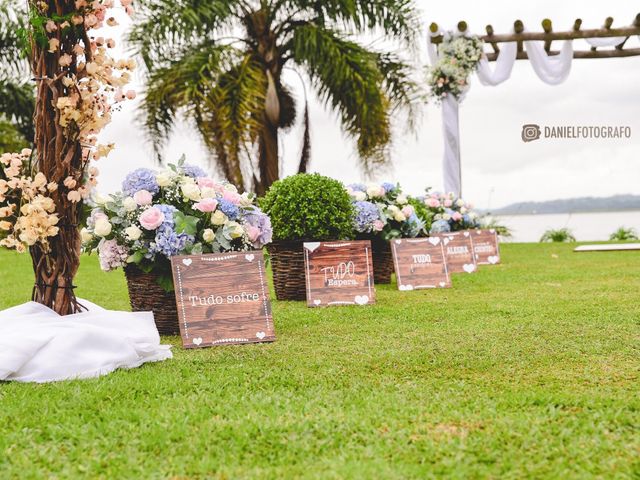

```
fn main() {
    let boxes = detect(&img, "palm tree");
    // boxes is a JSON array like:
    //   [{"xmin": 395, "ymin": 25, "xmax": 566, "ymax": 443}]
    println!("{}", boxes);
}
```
[
  {"xmin": 0, "ymin": 0, "xmax": 35, "ymax": 147},
  {"xmin": 129, "ymin": 0, "xmax": 421, "ymax": 195}
]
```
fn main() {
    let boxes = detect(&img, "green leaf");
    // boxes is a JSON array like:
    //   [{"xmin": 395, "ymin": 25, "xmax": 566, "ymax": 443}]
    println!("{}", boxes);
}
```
[
  {"xmin": 174, "ymin": 212, "xmax": 199, "ymax": 236},
  {"xmin": 127, "ymin": 251, "xmax": 145, "ymax": 264},
  {"xmin": 155, "ymin": 274, "xmax": 175, "ymax": 293}
]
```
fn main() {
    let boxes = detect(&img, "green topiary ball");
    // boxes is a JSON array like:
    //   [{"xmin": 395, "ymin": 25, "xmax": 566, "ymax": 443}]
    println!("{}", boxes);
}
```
[{"xmin": 259, "ymin": 174, "xmax": 354, "ymax": 242}]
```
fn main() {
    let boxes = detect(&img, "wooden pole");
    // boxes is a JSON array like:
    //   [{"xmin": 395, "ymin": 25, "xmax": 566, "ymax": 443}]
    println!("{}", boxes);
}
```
[
  {"xmin": 542, "ymin": 19, "xmax": 553, "ymax": 52},
  {"xmin": 486, "ymin": 24, "xmax": 499, "ymax": 53},
  {"xmin": 485, "ymin": 47, "xmax": 640, "ymax": 61}
]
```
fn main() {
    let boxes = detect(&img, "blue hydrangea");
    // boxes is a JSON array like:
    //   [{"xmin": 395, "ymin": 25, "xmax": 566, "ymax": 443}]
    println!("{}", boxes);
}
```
[
  {"xmin": 155, "ymin": 204, "xmax": 177, "ymax": 229},
  {"xmin": 181, "ymin": 164, "xmax": 207, "ymax": 178},
  {"xmin": 348, "ymin": 183, "xmax": 367, "ymax": 193},
  {"xmin": 122, "ymin": 168, "xmax": 159, "ymax": 197},
  {"xmin": 404, "ymin": 213, "xmax": 424, "ymax": 238},
  {"xmin": 353, "ymin": 201, "xmax": 381, "ymax": 233},
  {"xmin": 244, "ymin": 209, "xmax": 273, "ymax": 247},
  {"xmin": 381, "ymin": 182, "xmax": 397, "ymax": 194},
  {"xmin": 150, "ymin": 226, "xmax": 194, "ymax": 257},
  {"xmin": 430, "ymin": 219, "xmax": 451, "ymax": 234},
  {"xmin": 218, "ymin": 199, "xmax": 239, "ymax": 220}
]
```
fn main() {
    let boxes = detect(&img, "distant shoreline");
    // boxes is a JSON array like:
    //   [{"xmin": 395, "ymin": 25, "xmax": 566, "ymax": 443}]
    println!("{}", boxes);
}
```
[{"xmin": 490, "ymin": 208, "xmax": 640, "ymax": 217}]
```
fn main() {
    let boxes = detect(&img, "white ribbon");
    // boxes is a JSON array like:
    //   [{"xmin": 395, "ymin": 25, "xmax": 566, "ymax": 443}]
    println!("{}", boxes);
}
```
[
  {"xmin": 524, "ymin": 38, "xmax": 573, "ymax": 85},
  {"xmin": 476, "ymin": 41, "xmax": 518, "ymax": 86}
]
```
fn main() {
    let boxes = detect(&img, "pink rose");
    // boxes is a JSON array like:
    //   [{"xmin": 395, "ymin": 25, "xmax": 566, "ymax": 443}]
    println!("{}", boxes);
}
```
[
  {"xmin": 222, "ymin": 190, "xmax": 242, "ymax": 205},
  {"xmin": 197, "ymin": 177, "xmax": 215, "ymax": 188},
  {"xmin": 245, "ymin": 224, "xmax": 260, "ymax": 243},
  {"xmin": 373, "ymin": 220, "xmax": 385, "ymax": 232},
  {"xmin": 401, "ymin": 206, "xmax": 414, "ymax": 217},
  {"xmin": 193, "ymin": 198, "xmax": 218, "ymax": 213},
  {"xmin": 133, "ymin": 189, "xmax": 153, "ymax": 206},
  {"xmin": 452, "ymin": 212, "xmax": 463, "ymax": 221},
  {"xmin": 139, "ymin": 207, "xmax": 164, "ymax": 230},
  {"xmin": 426, "ymin": 198, "xmax": 440, "ymax": 208},
  {"xmin": 444, "ymin": 199, "xmax": 453, "ymax": 207}
]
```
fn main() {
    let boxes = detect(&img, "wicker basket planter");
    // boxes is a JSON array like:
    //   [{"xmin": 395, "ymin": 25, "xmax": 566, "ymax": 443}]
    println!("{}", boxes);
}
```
[
  {"xmin": 370, "ymin": 237, "xmax": 394, "ymax": 284},
  {"xmin": 267, "ymin": 240, "xmax": 307, "ymax": 301},
  {"xmin": 124, "ymin": 265, "xmax": 179, "ymax": 336}
]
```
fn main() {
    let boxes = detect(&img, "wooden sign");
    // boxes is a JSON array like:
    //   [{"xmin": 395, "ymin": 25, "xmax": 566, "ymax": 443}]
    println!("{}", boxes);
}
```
[
  {"xmin": 390, "ymin": 238, "xmax": 451, "ymax": 290},
  {"xmin": 435, "ymin": 231, "xmax": 477, "ymax": 274},
  {"xmin": 170, "ymin": 251, "xmax": 275, "ymax": 348},
  {"xmin": 472, "ymin": 229, "xmax": 501, "ymax": 265},
  {"xmin": 303, "ymin": 240, "xmax": 376, "ymax": 307}
]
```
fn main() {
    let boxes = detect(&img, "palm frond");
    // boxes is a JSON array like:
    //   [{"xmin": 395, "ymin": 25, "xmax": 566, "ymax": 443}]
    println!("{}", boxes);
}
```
[
  {"xmin": 0, "ymin": 80, "xmax": 35, "ymax": 140},
  {"xmin": 0, "ymin": 0, "xmax": 29, "ymax": 81},
  {"xmin": 289, "ymin": 23, "xmax": 392, "ymax": 169}
]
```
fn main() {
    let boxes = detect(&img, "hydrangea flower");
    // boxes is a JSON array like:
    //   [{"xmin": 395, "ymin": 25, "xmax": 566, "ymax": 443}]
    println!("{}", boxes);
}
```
[
  {"xmin": 347, "ymin": 183, "xmax": 366, "ymax": 193},
  {"xmin": 430, "ymin": 219, "xmax": 451, "ymax": 234},
  {"xmin": 181, "ymin": 164, "xmax": 207, "ymax": 179},
  {"xmin": 150, "ymin": 226, "xmax": 193, "ymax": 257},
  {"xmin": 98, "ymin": 239, "xmax": 129, "ymax": 271},
  {"xmin": 244, "ymin": 209, "xmax": 273, "ymax": 248},
  {"xmin": 154, "ymin": 204, "xmax": 177, "ymax": 229},
  {"xmin": 122, "ymin": 168, "xmax": 159, "ymax": 197},
  {"xmin": 404, "ymin": 213, "xmax": 425, "ymax": 238},
  {"xmin": 217, "ymin": 199, "xmax": 239, "ymax": 220},
  {"xmin": 353, "ymin": 201, "xmax": 382, "ymax": 233},
  {"xmin": 381, "ymin": 182, "xmax": 397, "ymax": 194}
]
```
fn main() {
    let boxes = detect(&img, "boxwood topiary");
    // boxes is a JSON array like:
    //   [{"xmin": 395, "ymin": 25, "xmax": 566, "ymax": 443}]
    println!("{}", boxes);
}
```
[{"xmin": 259, "ymin": 174, "xmax": 354, "ymax": 241}]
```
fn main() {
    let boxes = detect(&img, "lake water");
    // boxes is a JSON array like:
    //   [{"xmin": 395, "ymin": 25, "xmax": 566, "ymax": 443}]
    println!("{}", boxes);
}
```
[{"xmin": 492, "ymin": 211, "xmax": 640, "ymax": 243}]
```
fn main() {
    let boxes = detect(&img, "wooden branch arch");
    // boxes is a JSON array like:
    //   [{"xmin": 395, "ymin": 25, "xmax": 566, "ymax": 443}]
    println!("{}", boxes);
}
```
[{"xmin": 429, "ymin": 13, "xmax": 640, "ymax": 61}]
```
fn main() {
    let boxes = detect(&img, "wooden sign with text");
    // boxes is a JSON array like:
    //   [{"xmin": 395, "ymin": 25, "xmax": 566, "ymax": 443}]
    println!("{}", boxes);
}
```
[
  {"xmin": 434, "ymin": 231, "xmax": 477, "ymax": 274},
  {"xmin": 472, "ymin": 229, "xmax": 501, "ymax": 265},
  {"xmin": 391, "ymin": 238, "xmax": 451, "ymax": 290},
  {"xmin": 303, "ymin": 240, "xmax": 376, "ymax": 307},
  {"xmin": 170, "ymin": 251, "xmax": 275, "ymax": 348}
]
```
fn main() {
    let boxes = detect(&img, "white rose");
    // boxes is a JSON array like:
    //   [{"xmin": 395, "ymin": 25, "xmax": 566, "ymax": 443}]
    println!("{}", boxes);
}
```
[
  {"xmin": 226, "ymin": 221, "xmax": 243, "ymax": 239},
  {"xmin": 155, "ymin": 170, "xmax": 174, "ymax": 187},
  {"xmin": 200, "ymin": 187, "xmax": 216, "ymax": 198},
  {"xmin": 456, "ymin": 199, "xmax": 465, "ymax": 207},
  {"xmin": 442, "ymin": 214, "xmax": 451, "ymax": 221},
  {"xmin": 397, "ymin": 194, "xmax": 408, "ymax": 205},
  {"xmin": 224, "ymin": 184, "xmax": 238, "ymax": 193},
  {"xmin": 387, "ymin": 205, "xmax": 400, "ymax": 214},
  {"xmin": 125, "ymin": 225, "xmax": 142, "ymax": 241},
  {"xmin": 354, "ymin": 191, "xmax": 366, "ymax": 202},
  {"xmin": 211, "ymin": 210, "xmax": 227, "ymax": 225},
  {"xmin": 94, "ymin": 218, "xmax": 112, "ymax": 237},
  {"xmin": 460, "ymin": 207, "xmax": 467, "ymax": 214},
  {"xmin": 366, "ymin": 184, "xmax": 384, "ymax": 198},
  {"xmin": 181, "ymin": 183, "xmax": 201, "ymax": 201},
  {"xmin": 93, "ymin": 192, "xmax": 112, "ymax": 205},
  {"xmin": 239, "ymin": 193, "xmax": 253, "ymax": 207},
  {"xmin": 123, "ymin": 197, "xmax": 137, "ymax": 212},
  {"xmin": 80, "ymin": 227, "xmax": 93, "ymax": 243},
  {"xmin": 394, "ymin": 212, "xmax": 407, "ymax": 222},
  {"xmin": 202, "ymin": 228, "xmax": 215, "ymax": 242}
]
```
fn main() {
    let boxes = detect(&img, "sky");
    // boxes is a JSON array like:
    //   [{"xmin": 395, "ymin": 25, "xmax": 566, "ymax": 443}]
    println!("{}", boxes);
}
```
[{"xmin": 96, "ymin": 0, "xmax": 640, "ymax": 210}]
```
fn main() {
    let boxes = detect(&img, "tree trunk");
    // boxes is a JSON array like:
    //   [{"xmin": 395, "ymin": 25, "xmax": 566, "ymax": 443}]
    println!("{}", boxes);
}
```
[
  {"xmin": 28, "ymin": 0, "xmax": 85, "ymax": 315},
  {"xmin": 256, "ymin": 117, "xmax": 279, "ymax": 196}
]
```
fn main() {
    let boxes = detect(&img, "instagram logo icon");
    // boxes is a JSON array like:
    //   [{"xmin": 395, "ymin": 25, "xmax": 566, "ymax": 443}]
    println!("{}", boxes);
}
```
[{"xmin": 521, "ymin": 124, "xmax": 542, "ymax": 142}]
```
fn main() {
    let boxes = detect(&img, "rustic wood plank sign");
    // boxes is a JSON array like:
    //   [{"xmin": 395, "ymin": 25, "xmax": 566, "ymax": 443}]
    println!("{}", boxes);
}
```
[
  {"xmin": 170, "ymin": 251, "xmax": 275, "ymax": 348},
  {"xmin": 391, "ymin": 238, "xmax": 451, "ymax": 290},
  {"xmin": 472, "ymin": 229, "xmax": 501, "ymax": 265},
  {"xmin": 303, "ymin": 240, "xmax": 376, "ymax": 307},
  {"xmin": 434, "ymin": 231, "xmax": 477, "ymax": 274}
]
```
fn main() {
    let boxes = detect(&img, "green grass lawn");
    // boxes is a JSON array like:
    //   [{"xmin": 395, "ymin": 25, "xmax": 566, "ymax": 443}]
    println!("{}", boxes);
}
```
[{"xmin": 1, "ymin": 243, "xmax": 639, "ymax": 479}]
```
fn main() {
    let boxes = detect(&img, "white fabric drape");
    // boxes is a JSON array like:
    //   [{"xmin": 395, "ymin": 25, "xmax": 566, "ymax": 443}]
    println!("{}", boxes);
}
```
[
  {"xmin": 0, "ymin": 299, "xmax": 172, "ymax": 383},
  {"xmin": 585, "ymin": 36, "xmax": 627, "ymax": 47},
  {"xmin": 524, "ymin": 39, "xmax": 573, "ymax": 85},
  {"xmin": 476, "ymin": 42, "xmax": 518, "ymax": 86}
]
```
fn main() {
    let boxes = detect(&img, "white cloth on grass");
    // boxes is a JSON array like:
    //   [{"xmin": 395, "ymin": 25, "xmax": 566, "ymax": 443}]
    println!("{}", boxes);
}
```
[{"xmin": 0, "ymin": 299, "xmax": 172, "ymax": 383}]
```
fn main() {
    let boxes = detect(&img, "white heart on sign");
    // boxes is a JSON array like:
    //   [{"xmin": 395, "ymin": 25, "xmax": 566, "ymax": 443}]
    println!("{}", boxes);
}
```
[
  {"xmin": 245, "ymin": 254, "xmax": 255, "ymax": 262},
  {"xmin": 313, "ymin": 299, "xmax": 321, "ymax": 306},
  {"xmin": 490, "ymin": 229, "xmax": 496, "ymax": 234},
  {"xmin": 463, "ymin": 264, "xmax": 476, "ymax": 273},
  {"xmin": 305, "ymin": 242, "xmax": 321, "ymax": 253},
  {"xmin": 463, "ymin": 232, "xmax": 470, "ymax": 237},
  {"xmin": 439, "ymin": 282, "xmax": 446, "ymax": 288},
  {"xmin": 182, "ymin": 258, "xmax": 193, "ymax": 266},
  {"xmin": 428, "ymin": 237, "xmax": 440, "ymax": 246},
  {"xmin": 256, "ymin": 331, "xmax": 266, "ymax": 340},
  {"xmin": 193, "ymin": 337, "xmax": 202, "ymax": 346},
  {"xmin": 488, "ymin": 256, "xmax": 499, "ymax": 265},
  {"xmin": 395, "ymin": 239, "xmax": 402, "ymax": 245},
  {"xmin": 354, "ymin": 295, "xmax": 369, "ymax": 305},
  {"xmin": 399, "ymin": 284, "xmax": 414, "ymax": 291},
  {"xmin": 443, "ymin": 237, "xmax": 451, "ymax": 245}
]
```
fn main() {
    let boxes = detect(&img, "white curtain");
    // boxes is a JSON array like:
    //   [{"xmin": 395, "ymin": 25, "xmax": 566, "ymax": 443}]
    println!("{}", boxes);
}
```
[
  {"xmin": 525, "ymin": 38, "xmax": 573, "ymax": 85},
  {"xmin": 477, "ymin": 41, "xmax": 518, "ymax": 86}
]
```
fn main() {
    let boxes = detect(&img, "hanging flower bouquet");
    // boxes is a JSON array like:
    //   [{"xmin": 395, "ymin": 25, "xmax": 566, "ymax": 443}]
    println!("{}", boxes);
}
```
[
  {"xmin": 422, "ymin": 192, "xmax": 480, "ymax": 234},
  {"xmin": 427, "ymin": 33, "xmax": 484, "ymax": 102},
  {"xmin": 83, "ymin": 158, "xmax": 273, "ymax": 292}
]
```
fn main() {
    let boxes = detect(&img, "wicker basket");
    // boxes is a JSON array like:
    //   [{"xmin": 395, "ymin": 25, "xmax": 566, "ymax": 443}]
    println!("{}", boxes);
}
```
[
  {"xmin": 124, "ymin": 265, "xmax": 180, "ymax": 336},
  {"xmin": 370, "ymin": 237, "xmax": 394, "ymax": 284},
  {"xmin": 267, "ymin": 240, "xmax": 307, "ymax": 301}
]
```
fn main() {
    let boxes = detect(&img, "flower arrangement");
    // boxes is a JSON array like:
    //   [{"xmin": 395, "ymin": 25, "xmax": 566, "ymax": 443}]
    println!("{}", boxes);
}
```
[
  {"xmin": 346, "ymin": 182, "xmax": 424, "ymax": 239},
  {"xmin": 421, "ymin": 192, "xmax": 480, "ymax": 234},
  {"xmin": 427, "ymin": 33, "xmax": 484, "ymax": 102},
  {"xmin": 83, "ymin": 158, "xmax": 272, "ymax": 291}
]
